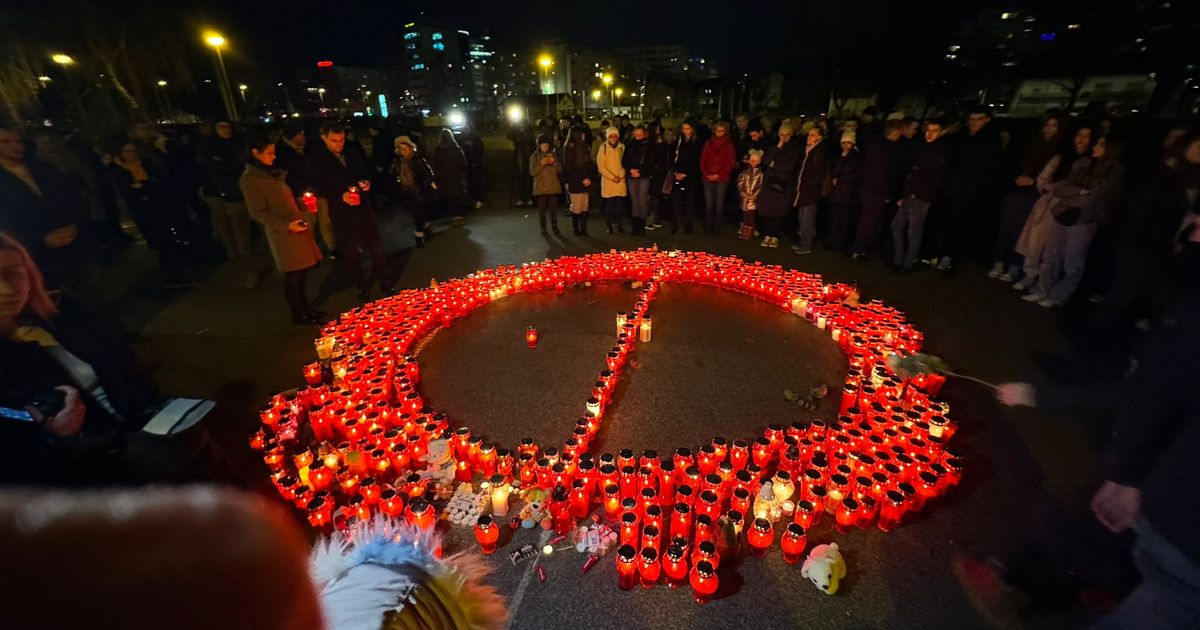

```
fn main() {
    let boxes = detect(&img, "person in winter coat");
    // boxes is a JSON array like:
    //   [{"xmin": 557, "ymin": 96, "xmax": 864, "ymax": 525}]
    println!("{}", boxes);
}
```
[
  {"xmin": 988, "ymin": 114, "xmax": 1065, "ymax": 281},
  {"xmin": 622, "ymin": 126, "xmax": 663, "ymax": 235},
  {"xmin": 1013, "ymin": 126, "xmax": 1096, "ymax": 291},
  {"xmin": 646, "ymin": 128, "xmax": 673, "ymax": 230},
  {"xmin": 791, "ymin": 127, "xmax": 831, "ymax": 254},
  {"xmin": 529, "ymin": 135, "xmax": 563, "ymax": 235},
  {"xmin": 596, "ymin": 127, "xmax": 628, "ymax": 234},
  {"xmin": 930, "ymin": 106, "xmax": 1003, "ymax": 271},
  {"xmin": 852, "ymin": 120, "xmax": 905, "ymax": 259},
  {"xmin": 389, "ymin": 136, "xmax": 437, "ymax": 246},
  {"xmin": 700, "ymin": 121, "xmax": 737, "ymax": 234},
  {"xmin": 827, "ymin": 130, "xmax": 862, "ymax": 252},
  {"xmin": 507, "ymin": 121, "xmax": 536, "ymax": 207},
  {"xmin": 1023, "ymin": 137, "xmax": 1125, "ymax": 308},
  {"xmin": 737, "ymin": 149, "xmax": 765, "ymax": 240},
  {"xmin": 306, "ymin": 122, "xmax": 394, "ymax": 301},
  {"xmin": 458, "ymin": 122, "xmax": 487, "ymax": 209},
  {"xmin": 756, "ymin": 124, "xmax": 802, "ymax": 248},
  {"xmin": 431, "ymin": 129, "xmax": 468, "ymax": 224},
  {"xmin": 668, "ymin": 120, "xmax": 704, "ymax": 234},
  {"xmin": 239, "ymin": 132, "xmax": 323, "ymax": 325},
  {"xmin": 561, "ymin": 126, "xmax": 596, "ymax": 235},
  {"xmin": 109, "ymin": 140, "xmax": 194, "ymax": 288},
  {"xmin": 199, "ymin": 120, "xmax": 255, "ymax": 287},
  {"xmin": 275, "ymin": 122, "xmax": 335, "ymax": 253},
  {"xmin": 891, "ymin": 120, "xmax": 948, "ymax": 271}
]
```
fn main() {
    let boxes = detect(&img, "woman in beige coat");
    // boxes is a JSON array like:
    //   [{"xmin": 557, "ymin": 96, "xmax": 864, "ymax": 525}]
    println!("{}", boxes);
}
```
[
  {"xmin": 597, "ymin": 127, "xmax": 628, "ymax": 234},
  {"xmin": 239, "ymin": 132, "xmax": 324, "ymax": 325}
]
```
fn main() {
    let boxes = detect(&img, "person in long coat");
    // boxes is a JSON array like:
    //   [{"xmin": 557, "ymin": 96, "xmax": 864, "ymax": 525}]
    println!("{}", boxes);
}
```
[
  {"xmin": 240, "ymin": 132, "xmax": 323, "ymax": 325},
  {"xmin": 596, "ymin": 127, "xmax": 628, "ymax": 234},
  {"xmin": 755, "ymin": 125, "xmax": 802, "ymax": 247},
  {"xmin": 431, "ymin": 129, "xmax": 468, "ymax": 224},
  {"xmin": 791, "ymin": 127, "xmax": 831, "ymax": 254},
  {"xmin": 826, "ymin": 131, "xmax": 863, "ymax": 252}
]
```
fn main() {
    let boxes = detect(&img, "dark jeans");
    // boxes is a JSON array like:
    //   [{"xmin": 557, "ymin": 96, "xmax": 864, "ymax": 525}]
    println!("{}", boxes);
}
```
[
  {"xmin": 852, "ymin": 193, "xmax": 887, "ymax": 255},
  {"xmin": 671, "ymin": 185, "xmax": 699, "ymax": 230},
  {"xmin": 759, "ymin": 216, "xmax": 783, "ymax": 237},
  {"xmin": 703, "ymin": 181, "xmax": 729, "ymax": 232},
  {"xmin": 283, "ymin": 268, "xmax": 312, "ymax": 319},
  {"xmin": 891, "ymin": 196, "xmax": 931, "ymax": 268},
  {"xmin": 827, "ymin": 201, "xmax": 859, "ymax": 252},
  {"xmin": 329, "ymin": 205, "xmax": 393, "ymax": 292},
  {"xmin": 536, "ymin": 194, "xmax": 559, "ymax": 230}
]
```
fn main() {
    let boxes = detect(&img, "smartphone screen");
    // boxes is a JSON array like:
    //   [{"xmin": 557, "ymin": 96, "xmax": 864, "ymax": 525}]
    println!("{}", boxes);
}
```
[{"xmin": 0, "ymin": 406, "xmax": 35, "ymax": 422}]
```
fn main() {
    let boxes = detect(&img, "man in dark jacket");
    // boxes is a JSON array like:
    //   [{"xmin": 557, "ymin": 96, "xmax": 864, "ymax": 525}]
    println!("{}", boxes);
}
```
[
  {"xmin": 852, "ymin": 119, "xmax": 906, "ymax": 259},
  {"xmin": 274, "ymin": 122, "xmax": 335, "ymax": 253},
  {"xmin": 199, "ymin": 120, "xmax": 255, "ymax": 287},
  {"xmin": 0, "ymin": 124, "xmax": 93, "ymax": 293},
  {"xmin": 307, "ymin": 122, "xmax": 394, "ymax": 300},
  {"xmin": 791, "ymin": 126, "xmax": 830, "ymax": 254},
  {"xmin": 931, "ymin": 106, "xmax": 1002, "ymax": 270},
  {"xmin": 891, "ymin": 120, "xmax": 947, "ymax": 271},
  {"xmin": 506, "ymin": 120, "xmax": 536, "ymax": 207}
]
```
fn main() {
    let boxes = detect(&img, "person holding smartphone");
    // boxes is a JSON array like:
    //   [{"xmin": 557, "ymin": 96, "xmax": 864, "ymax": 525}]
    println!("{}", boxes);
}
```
[
  {"xmin": 0, "ymin": 233, "xmax": 229, "ymax": 486},
  {"xmin": 240, "ymin": 132, "xmax": 324, "ymax": 326}
]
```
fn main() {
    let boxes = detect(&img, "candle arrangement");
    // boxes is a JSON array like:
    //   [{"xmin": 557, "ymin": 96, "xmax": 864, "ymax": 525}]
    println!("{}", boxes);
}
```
[{"xmin": 253, "ymin": 249, "xmax": 959, "ymax": 603}]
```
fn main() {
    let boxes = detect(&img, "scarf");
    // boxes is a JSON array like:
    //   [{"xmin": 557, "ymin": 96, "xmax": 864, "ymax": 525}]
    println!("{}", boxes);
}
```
[{"xmin": 247, "ymin": 157, "xmax": 283, "ymax": 179}]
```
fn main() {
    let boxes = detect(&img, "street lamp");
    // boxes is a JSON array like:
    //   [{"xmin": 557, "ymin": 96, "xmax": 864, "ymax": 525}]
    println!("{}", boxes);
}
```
[
  {"xmin": 537, "ymin": 53, "xmax": 553, "ymax": 116},
  {"xmin": 591, "ymin": 89, "xmax": 601, "ymax": 118},
  {"xmin": 238, "ymin": 83, "xmax": 248, "ymax": 101},
  {"xmin": 602, "ymin": 73, "xmax": 614, "ymax": 112},
  {"xmin": 614, "ymin": 87, "xmax": 623, "ymax": 110},
  {"xmin": 203, "ymin": 30, "xmax": 238, "ymax": 121},
  {"xmin": 317, "ymin": 87, "xmax": 327, "ymax": 106},
  {"xmin": 154, "ymin": 79, "xmax": 172, "ymax": 121},
  {"xmin": 49, "ymin": 53, "xmax": 88, "ymax": 130}
]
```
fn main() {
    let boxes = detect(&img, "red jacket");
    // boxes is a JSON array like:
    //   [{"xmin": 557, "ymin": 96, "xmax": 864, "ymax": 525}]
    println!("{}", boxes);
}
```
[{"xmin": 700, "ymin": 135, "xmax": 736, "ymax": 183}]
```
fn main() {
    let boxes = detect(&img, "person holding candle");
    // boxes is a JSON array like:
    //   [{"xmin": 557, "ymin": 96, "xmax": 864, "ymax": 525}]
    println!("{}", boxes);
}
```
[
  {"xmin": 239, "ymin": 132, "xmax": 325, "ymax": 326},
  {"xmin": 306, "ymin": 121, "xmax": 395, "ymax": 302},
  {"xmin": 529, "ymin": 134, "xmax": 563, "ymax": 236}
]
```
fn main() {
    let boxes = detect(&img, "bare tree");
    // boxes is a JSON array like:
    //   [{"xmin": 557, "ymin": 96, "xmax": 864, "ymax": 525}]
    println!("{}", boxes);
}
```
[{"xmin": 0, "ymin": 8, "xmax": 40, "ymax": 121}]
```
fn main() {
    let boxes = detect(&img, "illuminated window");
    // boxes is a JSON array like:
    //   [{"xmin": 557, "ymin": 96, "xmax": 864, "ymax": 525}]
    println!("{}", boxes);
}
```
[
  {"xmin": 432, "ymin": 32, "xmax": 443, "ymax": 40},
  {"xmin": 433, "ymin": 42, "xmax": 444, "ymax": 51},
  {"xmin": 404, "ymin": 32, "xmax": 419, "ymax": 40},
  {"xmin": 412, "ymin": 63, "xmax": 425, "ymax": 70}
]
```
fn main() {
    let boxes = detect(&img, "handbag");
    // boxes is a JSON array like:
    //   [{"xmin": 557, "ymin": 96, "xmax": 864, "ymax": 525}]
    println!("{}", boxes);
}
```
[{"xmin": 661, "ymin": 138, "xmax": 683, "ymax": 196}]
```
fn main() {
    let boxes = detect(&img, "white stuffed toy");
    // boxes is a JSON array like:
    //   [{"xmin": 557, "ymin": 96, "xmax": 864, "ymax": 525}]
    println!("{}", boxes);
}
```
[
  {"xmin": 419, "ymin": 438, "xmax": 457, "ymax": 486},
  {"xmin": 801, "ymin": 542, "xmax": 846, "ymax": 595}
]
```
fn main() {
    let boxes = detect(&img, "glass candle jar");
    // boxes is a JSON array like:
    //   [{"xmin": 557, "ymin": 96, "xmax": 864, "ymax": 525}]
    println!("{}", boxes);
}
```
[
  {"xmin": 780, "ymin": 523, "xmax": 808, "ymax": 564},
  {"xmin": 662, "ymin": 544, "xmax": 689, "ymax": 588},
  {"xmin": 638, "ymin": 546, "xmax": 660, "ymax": 589},
  {"xmin": 690, "ymin": 560, "xmax": 718, "ymax": 604},
  {"xmin": 746, "ymin": 518, "xmax": 774, "ymax": 558},
  {"xmin": 474, "ymin": 515, "xmax": 500, "ymax": 554},
  {"xmin": 616, "ymin": 544, "xmax": 638, "ymax": 591}
]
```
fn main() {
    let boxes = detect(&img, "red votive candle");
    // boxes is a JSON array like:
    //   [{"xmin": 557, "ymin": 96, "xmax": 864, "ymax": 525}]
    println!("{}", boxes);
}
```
[
  {"xmin": 780, "ymin": 523, "xmax": 808, "ymax": 564},
  {"xmin": 747, "ymin": 518, "xmax": 773, "ymax": 558},
  {"xmin": 638, "ymin": 546, "xmax": 661, "ymax": 589},
  {"xmin": 662, "ymin": 544, "xmax": 689, "ymax": 588},
  {"xmin": 616, "ymin": 544, "xmax": 638, "ymax": 591},
  {"xmin": 690, "ymin": 560, "xmax": 718, "ymax": 604}
]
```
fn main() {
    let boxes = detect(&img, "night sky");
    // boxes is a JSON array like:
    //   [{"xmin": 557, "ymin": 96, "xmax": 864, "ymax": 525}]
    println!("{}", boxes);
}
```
[{"xmin": 196, "ymin": 0, "xmax": 994, "ymax": 74}]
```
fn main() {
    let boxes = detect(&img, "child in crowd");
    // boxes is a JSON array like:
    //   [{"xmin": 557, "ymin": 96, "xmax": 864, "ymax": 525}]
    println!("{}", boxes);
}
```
[{"xmin": 737, "ymin": 149, "xmax": 764, "ymax": 240}]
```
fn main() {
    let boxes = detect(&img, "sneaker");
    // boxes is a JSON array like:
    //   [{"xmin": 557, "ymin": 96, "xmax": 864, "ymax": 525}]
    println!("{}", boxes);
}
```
[
  {"xmin": 1088, "ymin": 293, "xmax": 1104, "ymax": 304},
  {"xmin": 760, "ymin": 236, "xmax": 771, "ymax": 248},
  {"xmin": 1012, "ymin": 278, "xmax": 1035, "ymax": 291},
  {"xmin": 987, "ymin": 262, "xmax": 1004, "ymax": 278},
  {"xmin": 792, "ymin": 245, "xmax": 813, "ymax": 254},
  {"xmin": 645, "ymin": 222, "xmax": 659, "ymax": 231},
  {"xmin": 768, "ymin": 237, "xmax": 780, "ymax": 248},
  {"xmin": 997, "ymin": 272, "xmax": 1014, "ymax": 282},
  {"xmin": 1021, "ymin": 292, "xmax": 1045, "ymax": 303},
  {"xmin": 1038, "ymin": 297, "xmax": 1061, "ymax": 308},
  {"xmin": 937, "ymin": 257, "xmax": 953, "ymax": 271}
]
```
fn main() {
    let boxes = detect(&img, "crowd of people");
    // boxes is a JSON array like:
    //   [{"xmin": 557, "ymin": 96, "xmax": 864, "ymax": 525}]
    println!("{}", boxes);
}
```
[{"xmin": 507, "ymin": 108, "xmax": 1200, "ymax": 314}]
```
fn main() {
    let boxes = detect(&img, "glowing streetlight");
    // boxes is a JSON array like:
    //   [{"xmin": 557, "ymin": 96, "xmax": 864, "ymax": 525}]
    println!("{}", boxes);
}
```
[
  {"xmin": 157, "ymin": 79, "xmax": 168, "ymax": 87},
  {"xmin": 537, "ymin": 54, "xmax": 553, "ymax": 69},
  {"xmin": 203, "ymin": 30, "xmax": 237, "ymax": 121},
  {"xmin": 592, "ymin": 89, "xmax": 602, "ymax": 99},
  {"xmin": 50, "ymin": 53, "xmax": 75, "ymax": 66},
  {"xmin": 537, "ymin": 53, "xmax": 554, "ymax": 116},
  {"xmin": 506, "ymin": 104, "xmax": 523, "ymax": 123},
  {"xmin": 602, "ymin": 74, "xmax": 614, "ymax": 111},
  {"xmin": 317, "ymin": 87, "xmax": 327, "ymax": 106},
  {"xmin": 238, "ymin": 83, "xmax": 248, "ymax": 102},
  {"xmin": 614, "ymin": 87, "xmax": 624, "ymax": 109}
]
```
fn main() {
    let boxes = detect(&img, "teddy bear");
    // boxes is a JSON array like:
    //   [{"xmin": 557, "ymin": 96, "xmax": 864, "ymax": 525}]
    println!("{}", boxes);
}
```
[
  {"xmin": 417, "ymin": 438, "xmax": 457, "ymax": 486},
  {"xmin": 801, "ymin": 542, "xmax": 846, "ymax": 595}
]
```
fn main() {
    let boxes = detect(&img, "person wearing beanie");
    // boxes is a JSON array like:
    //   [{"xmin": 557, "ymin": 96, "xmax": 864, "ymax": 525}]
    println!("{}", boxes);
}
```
[
  {"xmin": 561, "ymin": 125, "xmax": 596, "ymax": 235},
  {"xmin": 700, "ymin": 121, "xmax": 737, "ymax": 234},
  {"xmin": 737, "ymin": 148, "xmax": 765, "ymax": 240},
  {"xmin": 597, "ymin": 126, "xmax": 628, "ymax": 234},
  {"xmin": 389, "ymin": 135, "xmax": 437, "ymax": 246},
  {"xmin": 529, "ymin": 134, "xmax": 563, "ymax": 235},
  {"xmin": 826, "ymin": 130, "xmax": 862, "ymax": 252}
]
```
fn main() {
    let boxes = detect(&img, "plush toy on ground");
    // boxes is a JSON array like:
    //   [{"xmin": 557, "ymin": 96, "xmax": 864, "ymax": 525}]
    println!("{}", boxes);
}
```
[{"xmin": 801, "ymin": 542, "xmax": 846, "ymax": 595}]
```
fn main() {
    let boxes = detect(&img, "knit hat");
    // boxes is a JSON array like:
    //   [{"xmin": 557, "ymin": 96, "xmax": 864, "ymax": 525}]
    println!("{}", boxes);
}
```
[
  {"xmin": 393, "ymin": 135, "xmax": 415, "ymax": 148},
  {"xmin": 606, "ymin": 127, "xmax": 620, "ymax": 138},
  {"xmin": 841, "ymin": 130, "xmax": 857, "ymax": 145},
  {"xmin": 886, "ymin": 111, "xmax": 907, "ymax": 121},
  {"xmin": 536, "ymin": 134, "xmax": 551, "ymax": 146}
]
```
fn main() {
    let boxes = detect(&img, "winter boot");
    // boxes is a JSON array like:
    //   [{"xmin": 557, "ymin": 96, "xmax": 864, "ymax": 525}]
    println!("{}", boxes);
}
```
[{"xmin": 580, "ymin": 213, "xmax": 590, "ymax": 235}]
